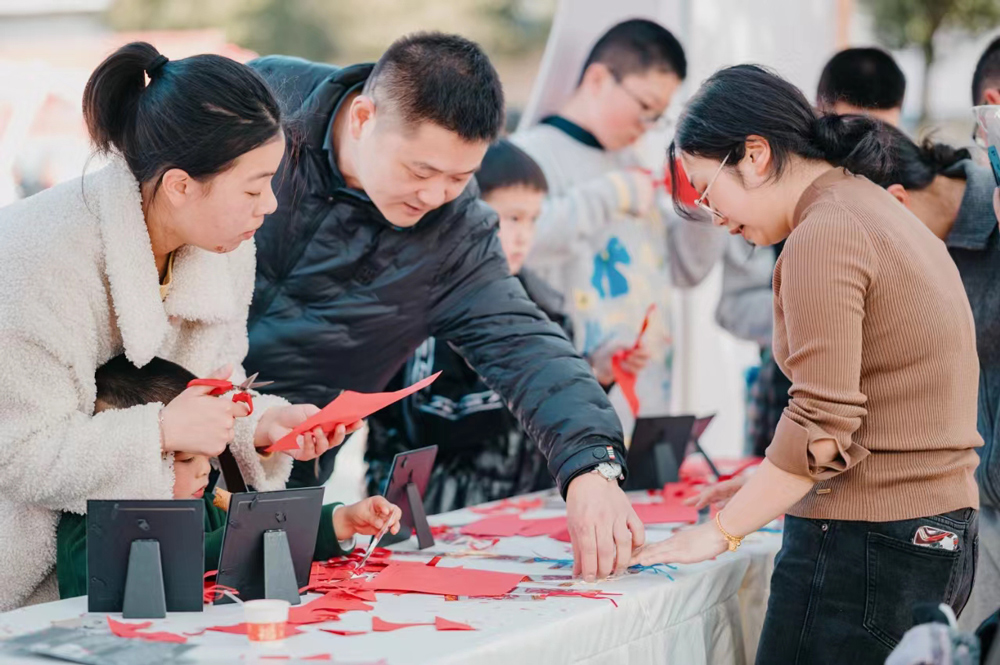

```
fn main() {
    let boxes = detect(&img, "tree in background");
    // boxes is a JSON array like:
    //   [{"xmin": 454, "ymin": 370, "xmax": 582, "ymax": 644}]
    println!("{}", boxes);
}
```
[
  {"xmin": 106, "ymin": 0, "xmax": 554, "ymax": 65},
  {"xmin": 863, "ymin": 0, "xmax": 1000, "ymax": 122}
]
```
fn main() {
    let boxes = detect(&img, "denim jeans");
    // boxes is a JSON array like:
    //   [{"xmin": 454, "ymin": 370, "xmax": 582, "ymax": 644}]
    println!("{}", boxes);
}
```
[{"xmin": 756, "ymin": 508, "xmax": 979, "ymax": 665}]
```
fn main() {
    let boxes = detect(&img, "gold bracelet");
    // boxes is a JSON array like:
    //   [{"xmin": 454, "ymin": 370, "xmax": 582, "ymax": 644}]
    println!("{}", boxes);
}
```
[{"xmin": 715, "ymin": 512, "xmax": 744, "ymax": 552}]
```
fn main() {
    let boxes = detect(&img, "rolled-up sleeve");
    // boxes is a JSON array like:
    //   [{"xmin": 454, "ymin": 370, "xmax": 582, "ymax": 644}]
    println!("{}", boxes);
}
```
[{"xmin": 766, "ymin": 210, "xmax": 874, "ymax": 480}]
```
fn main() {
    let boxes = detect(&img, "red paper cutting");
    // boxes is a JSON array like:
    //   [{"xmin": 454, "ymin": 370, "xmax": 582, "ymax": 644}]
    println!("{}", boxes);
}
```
[
  {"xmin": 612, "ymin": 304, "xmax": 655, "ymax": 417},
  {"xmin": 435, "ymin": 617, "xmax": 476, "ymax": 631},
  {"xmin": 206, "ymin": 622, "xmax": 305, "ymax": 637},
  {"xmin": 632, "ymin": 501, "xmax": 699, "ymax": 525},
  {"xmin": 287, "ymin": 591, "xmax": 374, "ymax": 625},
  {"xmin": 470, "ymin": 497, "xmax": 544, "ymax": 515},
  {"xmin": 372, "ymin": 617, "xmax": 432, "ymax": 632},
  {"xmin": 303, "ymin": 656, "xmax": 334, "ymax": 662},
  {"xmin": 364, "ymin": 563, "xmax": 525, "ymax": 597},
  {"xmin": 265, "ymin": 372, "xmax": 442, "ymax": 452},
  {"xmin": 107, "ymin": 617, "xmax": 188, "ymax": 644},
  {"xmin": 321, "ymin": 628, "xmax": 369, "ymax": 636}
]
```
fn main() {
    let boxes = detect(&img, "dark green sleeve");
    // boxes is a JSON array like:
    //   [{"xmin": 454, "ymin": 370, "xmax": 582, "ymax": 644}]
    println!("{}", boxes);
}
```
[
  {"xmin": 313, "ymin": 503, "xmax": 350, "ymax": 561},
  {"xmin": 204, "ymin": 495, "xmax": 227, "ymax": 573},
  {"xmin": 56, "ymin": 513, "xmax": 89, "ymax": 599}
]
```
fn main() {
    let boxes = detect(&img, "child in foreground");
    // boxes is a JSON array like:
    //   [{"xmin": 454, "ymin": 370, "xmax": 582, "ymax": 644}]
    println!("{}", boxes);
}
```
[{"xmin": 56, "ymin": 354, "xmax": 401, "ymax": 598}]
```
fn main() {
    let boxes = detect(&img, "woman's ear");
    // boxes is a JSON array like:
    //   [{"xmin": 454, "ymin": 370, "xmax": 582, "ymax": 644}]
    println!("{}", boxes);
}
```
[
  {"xmin": 886, "ymin": 183, "xmax": 910, "ymax": 208},
  {"xmin": 159, "ymin": 168, "xmax": 193, "ymax": 206},
  {"xmin": 741, "ymin": 135, "xmax": 772, "ymax": 183}
]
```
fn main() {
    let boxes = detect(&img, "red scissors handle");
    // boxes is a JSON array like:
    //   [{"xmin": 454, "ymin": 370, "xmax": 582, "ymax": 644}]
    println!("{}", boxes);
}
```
[
  {"xmin": 187, "ymin": 378, "xmax": 234, "ymax": 396},
  {"xmin": 186, "ymin": 379, "xmax": 255, "ymax": 415}
]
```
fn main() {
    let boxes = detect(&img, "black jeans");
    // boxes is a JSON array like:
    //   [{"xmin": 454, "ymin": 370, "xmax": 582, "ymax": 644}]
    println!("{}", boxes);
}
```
[{"xmin": 756, "ymin": 508, "xmax": 979, "ymax": 665}]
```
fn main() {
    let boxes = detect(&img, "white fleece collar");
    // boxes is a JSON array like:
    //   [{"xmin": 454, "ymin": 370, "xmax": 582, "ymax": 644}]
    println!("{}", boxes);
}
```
[{"xmin": 94, "ymin": 159, "xmax": 240, "ymax": 367}]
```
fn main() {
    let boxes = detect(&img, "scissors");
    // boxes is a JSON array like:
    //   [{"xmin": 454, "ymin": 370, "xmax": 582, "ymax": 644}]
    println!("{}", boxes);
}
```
[
  {"xmin": 187, "ymin": 372, "xmax": 274, "ymax": 416},
  {"xmin": 354, "ymin": 520, "xmax": 393, "ymax": 574}
]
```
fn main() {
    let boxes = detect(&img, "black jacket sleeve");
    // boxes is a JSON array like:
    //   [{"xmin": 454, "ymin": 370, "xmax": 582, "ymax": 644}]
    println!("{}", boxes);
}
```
[{"xmin": 427, "ymin": 200, "xmax": 626, "ymax": 497}]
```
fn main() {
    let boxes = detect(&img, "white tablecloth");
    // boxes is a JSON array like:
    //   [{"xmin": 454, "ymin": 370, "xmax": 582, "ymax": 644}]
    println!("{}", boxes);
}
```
[{"xmin": 0, "ymin": 491, "xmax": 781, "ymax": 665}]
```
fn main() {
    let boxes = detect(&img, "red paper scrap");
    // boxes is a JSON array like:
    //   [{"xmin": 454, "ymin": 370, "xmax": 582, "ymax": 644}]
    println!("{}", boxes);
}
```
[
  {"xmin": 206, "ymin": 622, "xmax": 305, "ymax": 637},
  {"xmin": 470, "ymin": 497, "xmax": 544, "ymax": 515},
  {"xmin": 266, "ymin": 372, "xmax": 442, "ymax": 452},
  {"xmin": 287, "ymin": 591, "xmax": 374, "ymax": 624},
  {"xmin": 435, "ymin": 616, "xmax": 476, "ymax": 631},
  {"xmin": 522, "ymin": 588, "xmax": 621, "ymax": 607},
  {"xmin": 612, "ymin": 304, "xmax": 655, "ymax": 417},
  {"xmin": 632, "ymin": 501, "xmax": 699, "ymax": 525},
  {"xmin": 460, "ymin": 514, "xmax": 568, "ymax": 539},
  {"xmin": 364, "ymin": 563, "xmax": 525, "ymax": 597},
  {"xmin": 303, "ymin": 656, "xmax": 334, "ymax": 662},
  {"xmin": 372, "ymin": 617, "xmax": 431, "ymax": 632},
  {"xmin": 321, "ymin": 628, "xmax": 369, "ymax": 636},
  {"xmin": 106, "ymin": 617, "xmax": 187, "ymax": 644}
]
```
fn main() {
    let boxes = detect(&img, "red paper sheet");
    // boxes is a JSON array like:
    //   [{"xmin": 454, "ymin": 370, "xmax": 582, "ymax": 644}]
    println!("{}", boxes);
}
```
[
  {"xmin": 266, "ymin": 373, "xmax": 442, "ymax": 452},
  {"xmin": 364, "ymin": 563, "xmax": 525, "ymax": 597},
  {"xmin": 469, "ymin": 497, "xmax": 544, "ymax": 515},
  {"xmin": 206, "ymin": 622, "xmax": 305, "ymax": 637},
  {"xmin": 372, "ymin": 617, "xmax": 431, "ymax": 632},
  {"xmin": 632, "ymin": 501, "xmax": 699, "ymax": 525},
  {"xmin": 287, "ymin": 591, "xmax": 374, "ymax": 624},
  {"xmin": 435, "ymin": 617, "xmax": 475, "ymax": 631},
  {"xmin": 611, "ymin": 305, "xmax": 655, "ymax": 417},
  {"xmin": 460, "ymin": 515, "xmax": 568, "ymax": 539},
  {"xmin": 302, "ymin": 656, "xmax": 333, "ymax": 662},
  {"xmin": 321, "ymin": 628, "xmax": 369, "ymax": 636},
  {"xmin": 106, "ymin": 617, "xmax": 187, "ymax": 644}
]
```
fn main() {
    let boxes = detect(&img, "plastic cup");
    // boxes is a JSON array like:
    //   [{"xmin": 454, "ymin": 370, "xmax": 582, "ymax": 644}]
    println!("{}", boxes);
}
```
[
  {"xmin": 973, "ymin": 105, "xmax": 1000, "ymax": 148},
  {"xmin": 243, "ymin": 599, "xmax": 290, "ymax": 642}
]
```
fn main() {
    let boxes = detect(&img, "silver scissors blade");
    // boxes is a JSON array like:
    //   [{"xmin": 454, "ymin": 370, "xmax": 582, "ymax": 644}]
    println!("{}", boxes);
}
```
[
  {"xmin": 355, "ymin": 521, "xmax": 392, "ymax": 572},
  {"xmin": 238, "ymin": 372, "xmax": 274, "ymax": 392}
]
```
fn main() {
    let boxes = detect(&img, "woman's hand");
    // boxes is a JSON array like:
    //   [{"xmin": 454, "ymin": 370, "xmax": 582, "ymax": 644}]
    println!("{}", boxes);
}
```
[
  {"xmin": 630, "ymin": 521, "xmax": 729, "ymax": 566},
  {"xmin": 683, "ymin": 474, "xmax": 748, "ymax": 510},
  {"xmin": 332, "ymin": 496, "xmax": 402, "ymax": 541},
  {"xmin": 161, "ymin": 365, "xmax": 249, "ymax": 456},
  {"xmin": 254, "ymin": 404, "xmax": 362, "ymax": 461}
]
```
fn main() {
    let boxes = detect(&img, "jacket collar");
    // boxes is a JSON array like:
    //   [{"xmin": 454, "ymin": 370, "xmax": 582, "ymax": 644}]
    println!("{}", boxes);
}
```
[{"xmin": 94, "ymin": 158, "xmax": 241, "ymax": 367}]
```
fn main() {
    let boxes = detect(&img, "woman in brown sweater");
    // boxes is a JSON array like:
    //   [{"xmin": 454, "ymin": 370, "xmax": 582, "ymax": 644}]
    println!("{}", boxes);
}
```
[{"xmin": 633, "ymin": 65, "xmax": 982, "ymax": 664}]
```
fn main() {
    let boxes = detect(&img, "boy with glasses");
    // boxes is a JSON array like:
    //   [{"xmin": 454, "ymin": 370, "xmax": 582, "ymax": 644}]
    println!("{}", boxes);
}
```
[{"xmin": 512, "ymin": 19, "xmax": 724, "ymax": 421}]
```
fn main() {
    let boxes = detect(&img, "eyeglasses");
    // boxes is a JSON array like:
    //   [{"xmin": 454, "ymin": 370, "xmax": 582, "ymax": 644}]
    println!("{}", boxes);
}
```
[
  {"xmin": 693, "ymin": 152, "xmax": 730, "ymax": 221},
  {"xmin": 613, "ymin": 77, "xmax": 672, "ymax": 130}
]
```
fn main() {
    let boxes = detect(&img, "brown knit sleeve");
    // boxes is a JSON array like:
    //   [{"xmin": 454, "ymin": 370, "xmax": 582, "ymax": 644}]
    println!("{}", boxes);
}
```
[{"xmin": 766, "ymin": 208, "xmax": 874, "ymax": 480}]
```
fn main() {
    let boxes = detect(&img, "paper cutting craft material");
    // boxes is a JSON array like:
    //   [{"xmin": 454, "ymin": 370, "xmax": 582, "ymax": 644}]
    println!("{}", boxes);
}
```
[
  {"xmin": 266, "ymin": 372, "xmax": 442, "ymax": 452},
  {"xmin": 612, "ymin": 304, "xmax": 656, "ymax": 416},
  {"xmin": 364, "ymin": 562, "xmax": 525, "ymax": 597},
  {"xmin": 434, "ymin": 617, "xmax": 476, "ymax": 631},
  {"xmin": 287, "ymin": 591, "xmax": 374, "ymax": 625},
  {"xmin": 321, "ymin": 629, "xmax": 369, "ymax": 637},
  {"xmin": 106, "ymin": 617, "xmax": 188, "ymax": 644},
  {"xmin": 206, "ymin": 622, "xmax": 305, "ymax": 639}
]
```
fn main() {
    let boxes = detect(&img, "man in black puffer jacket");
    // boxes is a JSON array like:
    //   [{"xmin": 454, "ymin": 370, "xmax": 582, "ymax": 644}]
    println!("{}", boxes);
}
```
[{"xmin": 246, "ymin": 33, "xmax": 645, "ymax": 581}]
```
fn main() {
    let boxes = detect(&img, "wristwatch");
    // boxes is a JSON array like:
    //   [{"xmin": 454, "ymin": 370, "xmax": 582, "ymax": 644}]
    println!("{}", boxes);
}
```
[{"xmin": 591, "ymin": 461, "xmax": 624, "ymax": 481}]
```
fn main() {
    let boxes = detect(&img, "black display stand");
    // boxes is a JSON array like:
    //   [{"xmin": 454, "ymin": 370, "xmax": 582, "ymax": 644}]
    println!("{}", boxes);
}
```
[
  {"xmin": 122, "ymin": 540, "xmax": 167, "ymax": 619},
  {"xmin": 377, "ymin": 445, "xmax": 438, "ymax": 550},
  {"xmin": 263, "ymin": 530, "xmax": 301, "ymax": 605}
]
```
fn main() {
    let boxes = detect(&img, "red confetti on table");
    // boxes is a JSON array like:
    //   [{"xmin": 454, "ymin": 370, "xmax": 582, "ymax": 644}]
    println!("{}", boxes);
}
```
[
  {"xmin": 287, "ymin": 590, "xmax": 374, "ymax": 625},
  {"xmin": 320, "ymin": 628, "xmax": 369, "ymax": 636},
  {"xmin": 205, "ymin": 622, "xmax": 305, "ymax": 637},
  {"xmin": 106, "ymin": 617, "xmax": 187, "ymax": 644},
  {"xmin": 364, "ymin": 563, "xmax": 525, "ymax": 597},
  {"xmin": 372, "ymin": 617, "xmax": 432, "ymax": 632},
  {"xmin": 266, "ymin": 373, "xmax": 442, "ymax": 452},
  {"xmin": 435, "ymin": 616, "xmax": 476, "ymax": 631}
]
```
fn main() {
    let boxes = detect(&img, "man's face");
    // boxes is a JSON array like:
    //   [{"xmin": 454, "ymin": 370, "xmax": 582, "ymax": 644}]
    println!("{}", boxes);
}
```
[{"xmin": 352, "ymin": 103, "xmax": 489, "ymax": 228}]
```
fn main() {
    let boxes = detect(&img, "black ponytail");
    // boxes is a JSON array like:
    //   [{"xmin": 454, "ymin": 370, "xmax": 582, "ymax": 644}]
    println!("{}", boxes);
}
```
[
  {"xmin": 82, "ymin": 41, "xmax": 282, "ymax": 188},
  {"xmin": 671, "ymin": 64, "xmax": 895, "ymax": 215},
  {"xmin": 844, "ymin": 121, "xmax": 971, "ymax": 190}
]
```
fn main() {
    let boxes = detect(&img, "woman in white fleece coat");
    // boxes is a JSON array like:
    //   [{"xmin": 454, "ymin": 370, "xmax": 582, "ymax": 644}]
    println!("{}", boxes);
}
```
[{"xmin": 0, "ymin": 43, "xmax": 352, "ymax": 610}]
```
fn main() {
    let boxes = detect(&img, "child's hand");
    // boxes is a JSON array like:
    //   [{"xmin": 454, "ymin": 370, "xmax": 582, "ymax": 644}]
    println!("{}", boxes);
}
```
[{"xmin": 332, "ymin": 496, "xmax": 403, "ymax": 542}]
